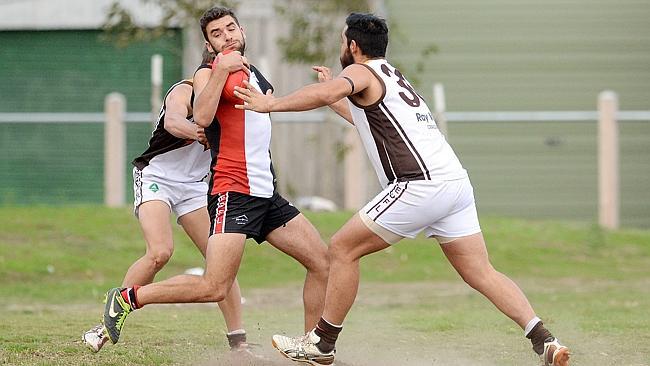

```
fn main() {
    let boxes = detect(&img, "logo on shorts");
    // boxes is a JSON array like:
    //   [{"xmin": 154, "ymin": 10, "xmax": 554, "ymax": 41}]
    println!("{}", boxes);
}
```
[
  {"xmin": 368, "ymin": 183, "xmax": 405, "ymax": 219},
  {"xmin": 149, "ymin": 183, "xmax": 159, "ymax": 193},
  {"xmin": 235, "ymin": 214, "xmax": 249, "ymax": 225}
]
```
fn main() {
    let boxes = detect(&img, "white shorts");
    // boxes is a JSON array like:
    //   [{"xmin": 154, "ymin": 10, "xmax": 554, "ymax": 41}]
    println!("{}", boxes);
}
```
[
  {"xmin": 360, "ymin": 178, "xmax": 481, "ymax": 244},
  {"xmin": 133, "ymin": 167, "xmax": 208, "ymax": 220}
]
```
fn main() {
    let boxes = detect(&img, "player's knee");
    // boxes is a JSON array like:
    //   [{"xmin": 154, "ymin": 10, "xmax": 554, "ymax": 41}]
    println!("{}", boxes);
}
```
[
  {"xmin": 328, "ymin": 235, "xmax": 353, "ymax": 263},
  {"xmin": 209, "ymin": 288, "xmax": 228, "ymax": 302},
  {"xmin": 146, "ymin": 246, "xmax": 174, "ymax": 271},
  {"xmin": 459, "ymin": 264, "xmax": 495, "ymax": 290},
  {"xmin": 310, "ymin": 251, "xmax": 329, "ymax": 276},
  {"xmin": 199, "ymin": 278, "xmax": 229, "ymax": 302},
  {"xmin": 309, "ymin": 240, "xmax": 330, "ymax": 272}
]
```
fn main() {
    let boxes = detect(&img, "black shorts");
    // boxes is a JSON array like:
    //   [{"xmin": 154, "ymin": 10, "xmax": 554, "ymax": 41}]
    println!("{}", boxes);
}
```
[{"xmin": 208, "ymin": 191, "xmax": 301, "ymax": 243}]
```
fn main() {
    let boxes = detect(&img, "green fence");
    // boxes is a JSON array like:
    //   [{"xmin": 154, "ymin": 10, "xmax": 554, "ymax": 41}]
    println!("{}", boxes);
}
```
[
  {"xmin": 0, "ymin": 30, "xmax": 183, "ymax": 113},
  {"xmin": 1, "ymin": 120, "xmax": 648, "ymax": 228},
  {"xmin": 450, "ymin": 121, "xmax": 649, "ymax": 228},
  {"xmin": 387, "ymin": 0, "xmax": 650, "ymax": 111},
  {"xmin": 0, "ymin": 122, "xmax": 152, "ymax": 205}
]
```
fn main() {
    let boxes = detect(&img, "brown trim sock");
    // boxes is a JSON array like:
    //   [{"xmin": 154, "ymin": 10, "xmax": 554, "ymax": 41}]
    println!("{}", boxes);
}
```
[
  {"xmin": 313, "ymin": 318, "xmax": 342, "ymax": 353},
  {"xmin": 526, "ymin": 321, "xmax": 553, "ymax": 355}
]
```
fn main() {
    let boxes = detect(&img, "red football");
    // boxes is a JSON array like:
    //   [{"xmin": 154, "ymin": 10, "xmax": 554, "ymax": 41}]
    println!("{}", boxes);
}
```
[
  {"xmin": 211, "ymin": 49, "xmax": 249, "ymax": 103},
  {"xmin": 222, "ymin": 69, "xmax": 249, "ymax": 103}
]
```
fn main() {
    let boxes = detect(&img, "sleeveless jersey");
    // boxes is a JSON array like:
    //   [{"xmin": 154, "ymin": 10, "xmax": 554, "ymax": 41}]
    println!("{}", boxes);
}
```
[
  {"xmin": 347, "ymin": 59, "xmax": 467, "ymax": 188},
  {"xmin": 132, "ymin": 80, "xmax": 211, "ymax": 183},
  {"xmin": 202, "ymin": 65, "xmax": 276, "ymax": 198}
]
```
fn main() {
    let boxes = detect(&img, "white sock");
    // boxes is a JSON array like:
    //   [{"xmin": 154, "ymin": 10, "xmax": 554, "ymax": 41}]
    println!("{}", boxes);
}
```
[
  {"xmin": 524, "ymin": 316, "xmax": 542, "ymax": 337},
  {"xmin": 227, "ymin": 328, "xmax": 246, "ymax": 336}
]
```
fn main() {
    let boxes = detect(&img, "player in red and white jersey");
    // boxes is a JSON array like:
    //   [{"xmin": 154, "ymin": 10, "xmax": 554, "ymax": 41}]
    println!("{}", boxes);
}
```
[
  {"xmin": 193, "ymin": 60, "xmax": 275, "ymax": 198},
  {"xmin": 83, "ymin": 50, "xmax": 250, "ymax": 353},
  {"xmin": 99, "ymin": 6, "xmax": 329, "ymax": 350},
  {"xmin": 236, "ymin": 12, "xmax": 571, "ymax": 366}
]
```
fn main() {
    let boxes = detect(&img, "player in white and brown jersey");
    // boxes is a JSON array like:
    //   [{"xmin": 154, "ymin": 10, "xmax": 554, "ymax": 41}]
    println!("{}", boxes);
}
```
[
  {"xmin": 99, "ymin": 6, "xmax": 329, "ymax": 349},
  {"xmin": 83, "ymin": 50, "xmax": 249, "ymax": 353},
  {"xmin": 235, "ymin": 12, "xmax": 571, "ymax": 366}
]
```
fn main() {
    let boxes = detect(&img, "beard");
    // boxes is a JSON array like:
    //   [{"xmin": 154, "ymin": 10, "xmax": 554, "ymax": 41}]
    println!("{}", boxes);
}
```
[
  {"xmin": 340, "ymin": 47, "xmax": 354, "ymax": 69},
  {"xmin": 211, "ymin": 38, "xmax": 246, "ymax": 56},
  {"xmin": 234, "ymin": 39, "xmax": 246, "ymax": 56}
]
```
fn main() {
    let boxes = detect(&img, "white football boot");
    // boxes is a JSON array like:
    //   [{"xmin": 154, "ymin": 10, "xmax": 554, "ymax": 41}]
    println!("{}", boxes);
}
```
[
  {"xmin": 541, "ymin": 337, "xmax": 570, "ymax": 366},
  {"xmin": 272, "ymin": 330, "xmax": 335, "ymax": 365},
  {"xmin": 82, "ymin": 324, "xmax": 109, "ymax": 352}
]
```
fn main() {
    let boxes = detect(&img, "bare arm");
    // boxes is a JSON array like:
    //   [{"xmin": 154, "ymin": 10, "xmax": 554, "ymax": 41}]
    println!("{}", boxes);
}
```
[
  {"xmin": 269, "ymin": 79, "xmax": 351, "ymax": 111},
  {"xmin": 234, "ymin": 64, "xmax": 373, "ymax": 114},
  {"xmin": 193, "ymin": 51, "xmax": 250, "ymax": 128},
  {"xmin": 312, "ymin": 66, "xmax": 353, "ymax": 125},
  {"xmin": 163, "ymin": 84, "xmax": 199, "ymax": 140}
]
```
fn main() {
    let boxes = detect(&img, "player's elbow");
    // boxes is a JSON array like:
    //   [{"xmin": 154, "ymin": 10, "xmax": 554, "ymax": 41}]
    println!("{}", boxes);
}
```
[{"xmin": 194, "ymin": 114, "xmax": 212, "ymax": 128}]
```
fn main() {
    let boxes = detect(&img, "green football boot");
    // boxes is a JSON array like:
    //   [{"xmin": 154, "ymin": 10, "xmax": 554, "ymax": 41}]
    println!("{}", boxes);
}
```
[{"xmin": 102, "ymin": 287, "xmax": 132, "ymax": 344}]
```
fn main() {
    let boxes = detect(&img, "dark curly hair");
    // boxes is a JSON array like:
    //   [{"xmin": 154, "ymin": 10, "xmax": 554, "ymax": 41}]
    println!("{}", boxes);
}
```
[
  {"xmin": 199, "ymin": 6, "xmax": 240, "ymax": 40},
  {"xmin": 345, "ymin": 13, "xmax": 389, "ymax": 58}
]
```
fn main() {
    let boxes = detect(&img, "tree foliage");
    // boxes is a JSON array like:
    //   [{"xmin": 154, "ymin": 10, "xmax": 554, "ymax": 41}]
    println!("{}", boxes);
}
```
[
  {"xmin": 101, "ymin": 0, "xmax": 239, "ymax": 47},
  {"xmin": 274, "ymin": 0, "xmax": 372, "ymax": 64},
  {"xmin": 101, "ymin": 0, "xmax": 436, "ymax": 85},
  {"xmin": 101, "ymin": 0, "xmax": 371, "ymax": 64}
]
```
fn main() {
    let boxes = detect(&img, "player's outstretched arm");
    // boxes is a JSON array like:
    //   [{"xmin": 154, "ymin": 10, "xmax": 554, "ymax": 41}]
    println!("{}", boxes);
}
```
[
  {"xmin": 234, "ymin": 64, "xmax": 371, "ymax": 114},
  {"xmin": 163, "ymin": 84, "xmax": 200, "ymax": 140},
  {"xmin": 233, "ymin": 79, "xmax": 347, "ymax": 113}
]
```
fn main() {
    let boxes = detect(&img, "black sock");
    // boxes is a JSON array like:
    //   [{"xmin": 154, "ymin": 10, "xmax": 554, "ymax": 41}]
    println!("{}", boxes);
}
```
[
  {"xmin": 526, "ymin": 321, "xmax": 553, "ymax": 355},
  {"xmin": 313, "ymin": 318, "xmax": 342, "ymax": 353}
]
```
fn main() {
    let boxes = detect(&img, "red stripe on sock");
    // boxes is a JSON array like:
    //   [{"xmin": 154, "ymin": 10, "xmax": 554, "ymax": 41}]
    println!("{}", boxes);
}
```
[
  {"xmin": 120, "ymin": 289, "xmax": 130, "ymax": 303},
  {"xmin": 132, "ymin": 285, "xmax": 141, "ymax": 309}
]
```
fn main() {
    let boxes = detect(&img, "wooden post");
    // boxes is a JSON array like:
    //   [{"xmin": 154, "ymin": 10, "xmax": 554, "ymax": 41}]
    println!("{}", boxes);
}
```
[
  {"xmin": 598, "ymin": 90, "xmax": 619, "ymax": 230},
  {"xmin": 151, "ymin": 54, "xmax": 163, "ymax": 126},
  {"xmin": 433, "ymin": 83, "xmax": 448, "ymax": 138},
  {"xmin": 343, "ymin": 126, "xmax": 367, "ymax": 210},
  {"xmin": 182, "ymin": 26, "xmax": 203, "ymax": 78},
  {"xmin": 104, "ymin": 93, "xmax": 126, "ymax": 207}
]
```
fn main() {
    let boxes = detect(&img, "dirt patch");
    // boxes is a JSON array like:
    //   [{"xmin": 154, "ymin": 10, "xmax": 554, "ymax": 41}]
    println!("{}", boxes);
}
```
[{"xmin": 6, "ymin": 279, "xmax": 650, "ymax": 365}]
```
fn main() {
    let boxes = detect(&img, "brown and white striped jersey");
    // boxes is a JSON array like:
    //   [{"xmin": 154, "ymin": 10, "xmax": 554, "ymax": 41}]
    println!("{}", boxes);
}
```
[{"xmin": 347, "ymin": 59, "xmax": 467, "ymax": 188}]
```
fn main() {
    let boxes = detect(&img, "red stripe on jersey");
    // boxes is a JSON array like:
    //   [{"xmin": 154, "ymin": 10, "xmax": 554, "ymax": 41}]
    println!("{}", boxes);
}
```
[{"xmin": 211, "ymin": 100, "xmax": 250, "ymax": 195}]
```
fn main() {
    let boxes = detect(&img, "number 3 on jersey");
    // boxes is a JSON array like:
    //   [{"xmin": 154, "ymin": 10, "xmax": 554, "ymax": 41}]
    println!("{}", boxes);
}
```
[{"xmin": 380, "ymin": 64, "xmax": 422, "ymax": 107}]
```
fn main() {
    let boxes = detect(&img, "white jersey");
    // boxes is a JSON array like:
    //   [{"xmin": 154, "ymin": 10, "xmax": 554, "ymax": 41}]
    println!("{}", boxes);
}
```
[
  {"xmin": 137, "ymin": 141, "xmax": 210, "ymax": 183},
  {"xmin": 132, "ymin": 80, "xmax": 211, "ymax": 183},
  {"xmin": 347, "ymin": 59, "xmax": 467, "ymax": 188}
]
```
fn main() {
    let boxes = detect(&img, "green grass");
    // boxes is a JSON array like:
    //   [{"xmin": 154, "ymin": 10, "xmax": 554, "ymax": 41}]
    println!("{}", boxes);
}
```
[
  {"xmin": 2, "ymin": 206, "xmax": 649, "ymax": 303},
  {"xmin": 1, "ymin": 206, "xmax": 650, "ymax": 365}
]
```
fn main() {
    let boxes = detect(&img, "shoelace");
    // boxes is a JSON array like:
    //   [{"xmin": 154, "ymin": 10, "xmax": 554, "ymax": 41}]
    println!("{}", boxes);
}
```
[
  {"xmin": 114, "ymin": 300, "xmax": 131, "ymax": 330},
  {"xmin": 294, "ymin": 334, "xmax": 314, "ymax": 352}
]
